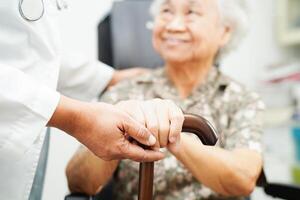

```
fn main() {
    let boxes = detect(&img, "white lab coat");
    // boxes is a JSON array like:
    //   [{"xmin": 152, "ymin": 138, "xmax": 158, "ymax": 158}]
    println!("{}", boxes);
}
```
[{"xmin": 0, "ymin": 0, "xmax": 114, "ymax": 199}]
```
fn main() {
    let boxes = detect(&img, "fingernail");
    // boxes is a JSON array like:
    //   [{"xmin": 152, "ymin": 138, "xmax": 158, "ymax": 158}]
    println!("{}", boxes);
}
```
[
  {"xmin": 148, "ymin": 135, "xmax": 156, "ymax": 145},
  {"xmin": 169, "ymin": 136, "xmax": 177, "ymax": 143}
]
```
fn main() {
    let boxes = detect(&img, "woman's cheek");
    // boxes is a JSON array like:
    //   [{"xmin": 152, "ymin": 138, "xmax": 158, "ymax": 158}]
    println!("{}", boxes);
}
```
[
  {"xmin": 152, "ymin": 37, "xmax": 161, "ymax": 55},
  {"xmin": 152, "ymin": 31, "xmax": 161, "ymax": 53}
]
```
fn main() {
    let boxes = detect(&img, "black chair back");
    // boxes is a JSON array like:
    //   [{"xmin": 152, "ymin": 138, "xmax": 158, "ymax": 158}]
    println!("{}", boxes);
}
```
[{"xmin": 98, "ymin": 0, "xmax": 163, "ymax": 69}]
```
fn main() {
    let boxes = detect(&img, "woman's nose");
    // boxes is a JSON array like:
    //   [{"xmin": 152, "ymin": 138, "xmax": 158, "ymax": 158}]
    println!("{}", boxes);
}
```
[{"xmin": 165, "ymin": 15, "xmax": 186, "ymax": 32}]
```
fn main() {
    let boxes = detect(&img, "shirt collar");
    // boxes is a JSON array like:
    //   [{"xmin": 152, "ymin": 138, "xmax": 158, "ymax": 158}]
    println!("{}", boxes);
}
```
[{"xmin": 143, "ymin": 67, "xmax": 221, "ymax": 102}]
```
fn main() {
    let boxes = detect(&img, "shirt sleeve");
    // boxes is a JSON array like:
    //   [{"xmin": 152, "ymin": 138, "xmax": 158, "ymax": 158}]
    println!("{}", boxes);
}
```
[
  {"xmin": 0, "ymin": 63, "xmax": 60, "ymax": 159},
  {"xmin": 57, "ymin": 52, "xmax": 114, "ymax": 101},
  {"xmin": 223, "ymin": 89, "xmax": 265, "ymax": 153}
]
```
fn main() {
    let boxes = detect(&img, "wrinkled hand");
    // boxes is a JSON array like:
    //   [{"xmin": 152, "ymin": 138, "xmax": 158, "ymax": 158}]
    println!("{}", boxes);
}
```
[
  {"xmin": 115, "ymin": 99, "xmax": 184, "ymax": 150},
  {"xmin": 48, "ymin": 96, "xmax": 164, "ymax": 162}
]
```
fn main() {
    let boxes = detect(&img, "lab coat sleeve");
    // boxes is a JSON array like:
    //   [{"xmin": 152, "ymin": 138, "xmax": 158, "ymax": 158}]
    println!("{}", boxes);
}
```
[
  {"xmin": 57, "ymin": 52, "xmax": 115, "ymax": 101},
  {"xmin": 0, "ymin": 63, "xmax": 60, "ymax": 159}
]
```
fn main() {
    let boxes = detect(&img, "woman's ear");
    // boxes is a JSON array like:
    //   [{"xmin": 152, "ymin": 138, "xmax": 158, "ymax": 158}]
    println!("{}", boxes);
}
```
[{"xmin": 219, "ymin": 25, "xmax": 232, "ymax": 48}]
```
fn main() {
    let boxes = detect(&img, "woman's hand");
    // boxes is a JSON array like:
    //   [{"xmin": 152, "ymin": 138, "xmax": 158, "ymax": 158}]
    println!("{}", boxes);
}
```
[
  {"xmin": 115, "ymin": 99, "xmax": 184, "ymax": 150},
  {"xmin": 167, "ymin": 131, "xmax": 263, "ymax": 196}
]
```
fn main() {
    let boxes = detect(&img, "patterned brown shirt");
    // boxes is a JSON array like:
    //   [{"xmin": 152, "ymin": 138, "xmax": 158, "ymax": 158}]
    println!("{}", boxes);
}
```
[{"xmin": 100, "ymin": 67, "xmax": 265, "ymax": 200}]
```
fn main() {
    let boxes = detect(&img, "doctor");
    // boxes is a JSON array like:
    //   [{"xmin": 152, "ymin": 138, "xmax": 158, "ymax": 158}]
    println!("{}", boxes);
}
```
[{"xmin": 0, "ymin": 0, "xmax": 184, "ymax": 199}]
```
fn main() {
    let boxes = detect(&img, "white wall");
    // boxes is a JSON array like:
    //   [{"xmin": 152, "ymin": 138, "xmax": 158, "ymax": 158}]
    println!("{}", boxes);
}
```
[
  {"xmin": 221, "ymin": 0, "xmax": 300, "ymax": 88},
  {"xmin": 43, "ymin": 0, "xmax": 300, "ymax": 199}
]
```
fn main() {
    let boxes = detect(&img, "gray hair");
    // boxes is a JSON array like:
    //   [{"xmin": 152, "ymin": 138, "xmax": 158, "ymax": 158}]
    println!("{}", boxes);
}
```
[{"xmin": 149, "ymin": 0, "xmax": 250, "ymax": 63}]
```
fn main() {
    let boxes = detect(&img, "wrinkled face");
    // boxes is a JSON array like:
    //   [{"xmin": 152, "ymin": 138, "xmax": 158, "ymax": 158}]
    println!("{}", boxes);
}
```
[{"xmin": 152, "ymin": 0, "xmax": 231, "ymax": 64}]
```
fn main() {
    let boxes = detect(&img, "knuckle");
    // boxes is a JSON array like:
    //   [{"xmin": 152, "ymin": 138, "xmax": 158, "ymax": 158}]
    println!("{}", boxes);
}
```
[
  {"xmin": 171, "ymin": 115, "xmax": 184, "ymax": 123},
  {"xmin": 122, "ymin": 116, "xmax": 133, "ymax": 132},
  {"xmin": 151, "ymin": 98, "xmax": 163, "ymax": 106},
  {"xmin": 165, "ymin": 99, "xmax": 175, "ymax": 107},
  {"xmin": 136, "ymin": 126, "xmax": 147, "ymax": 138},
  {"xmin": 116, "ymin": 100, "xmax": 126, "ymax": 107},
  {"xmin": 165, "ymin": 99, "xmax": 173, "ymax": 104},
  {"xmin": 130, "ymin": 100, "xmax": 140, "ymax": 105},
  {"xmin": 118, "ymin": 139, "xmax": 130, "ymax": 154},
  {"xmin": 179, "ymin": 115, "xmax": 185, "ymax": 123},
  {"xmin": 118, "ymin": 100, "xmax": 137, "ymax": 108},
  {"xmin": 153, "ymin": 98, "xmax": 162, "ymax": 102},
  {"xmin": 148, "ymin": 123, "xmax": 158, "ymax": 134}
]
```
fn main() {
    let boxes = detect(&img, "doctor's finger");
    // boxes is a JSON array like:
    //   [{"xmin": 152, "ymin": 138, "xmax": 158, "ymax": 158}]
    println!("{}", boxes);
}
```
[
  {"xmin": 121, "ymin": 141, "xmax": 164, "ymax": 162},
  {"xmin": 121, "ymin": 115, "xmax": 157, "ymax": 146}
]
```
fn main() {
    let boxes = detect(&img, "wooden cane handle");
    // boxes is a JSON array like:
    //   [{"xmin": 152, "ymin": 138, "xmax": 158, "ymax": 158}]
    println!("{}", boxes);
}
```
[
  {"xmin": 138, "ymin": 114, "xmax": 219, "ymax": 200},
  {"xmin": 182, "ymin": 114, "xmax": 218, "ymax": 146}
]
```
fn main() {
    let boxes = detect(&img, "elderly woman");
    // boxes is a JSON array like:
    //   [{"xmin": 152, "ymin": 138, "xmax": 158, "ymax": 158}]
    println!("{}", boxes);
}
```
[{"xmin": 66, "ymin": 0, "xmax": 265, "ymax": 199}]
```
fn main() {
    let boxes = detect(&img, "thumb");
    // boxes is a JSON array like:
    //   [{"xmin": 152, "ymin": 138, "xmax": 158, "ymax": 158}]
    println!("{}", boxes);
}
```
[{"xmin": 121, "ymin": 115, "xmax": 157, "ymax": 146}]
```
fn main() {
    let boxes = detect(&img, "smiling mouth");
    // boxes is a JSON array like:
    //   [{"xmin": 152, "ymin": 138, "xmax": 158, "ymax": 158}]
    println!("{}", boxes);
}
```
[{"xmin": 163, "ymin": 38, "xmax": 191, "ymax": 45}]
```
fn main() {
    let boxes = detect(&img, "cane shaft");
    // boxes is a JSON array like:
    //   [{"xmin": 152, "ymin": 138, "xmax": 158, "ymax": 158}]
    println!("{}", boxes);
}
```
[
  {"xmin": 138, "ymin": 114, "xmax": 218, "ymax": 200},
  {"xmin": 138, "ymin": 162, "xmax": 154, "ymax": 200}
]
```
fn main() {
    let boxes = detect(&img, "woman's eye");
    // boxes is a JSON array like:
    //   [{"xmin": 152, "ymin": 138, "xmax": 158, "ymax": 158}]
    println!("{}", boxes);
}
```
[
  {"xmin": 161, "ymin": 8, "xmax": 171, "ymax": 13},
  {"xmin": 188, "ymin": 9, "xmax": 200, "ymax": 15},
  {"xmin": 188, "ymin": 10, "xmax": 195, "ymax": 14}
]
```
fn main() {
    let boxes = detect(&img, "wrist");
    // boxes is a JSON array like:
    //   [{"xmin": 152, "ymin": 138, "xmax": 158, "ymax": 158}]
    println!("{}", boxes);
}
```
[
  {"xmin": 47, "ymin": 95, "xmax": 85, "ymax": 136},
  {"xmin": 168, "ymin": 134, "xmax": 186, "ymax": 159},
  {"xmin": 169, "ymin": 133, "xmax": 203, "ymax": 162}
]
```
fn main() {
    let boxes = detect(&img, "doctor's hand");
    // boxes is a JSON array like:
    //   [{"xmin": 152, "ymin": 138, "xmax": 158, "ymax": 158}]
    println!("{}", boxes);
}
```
[
  {"xmin": 47, "ymin": 96, "xmax": 164, "ymax": 162},
  {"xmin": 115, "ymin": 99, "xmax": 184, "ymax": 150}
]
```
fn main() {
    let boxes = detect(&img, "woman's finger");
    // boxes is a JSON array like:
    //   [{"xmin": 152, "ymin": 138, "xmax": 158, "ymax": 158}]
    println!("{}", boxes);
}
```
[
  {"xmin": 155, "ymin": 99, "xmax": 170, "ymax": 147},
  {"xmin": 141, "ymin": 100, "xmax": 160, "ymax": 149},
  {"xmin": 121, "ymin": 114, "xmax": 157, "ymax": 146},
  {"xmin": 167, "ymin": 100, "xmax": 184, "ymax": 143}
]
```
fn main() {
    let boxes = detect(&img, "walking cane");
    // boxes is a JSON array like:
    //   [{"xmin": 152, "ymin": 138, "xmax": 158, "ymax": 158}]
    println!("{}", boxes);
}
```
[{"xmin": 138, "ymin": 114, "xmax": 219, "ymax": 200}]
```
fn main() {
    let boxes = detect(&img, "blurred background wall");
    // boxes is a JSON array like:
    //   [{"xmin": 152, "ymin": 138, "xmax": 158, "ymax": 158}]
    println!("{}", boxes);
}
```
[{"xmin": 42, "ymin": 0, "xmax": 300, "ymax": 199}]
